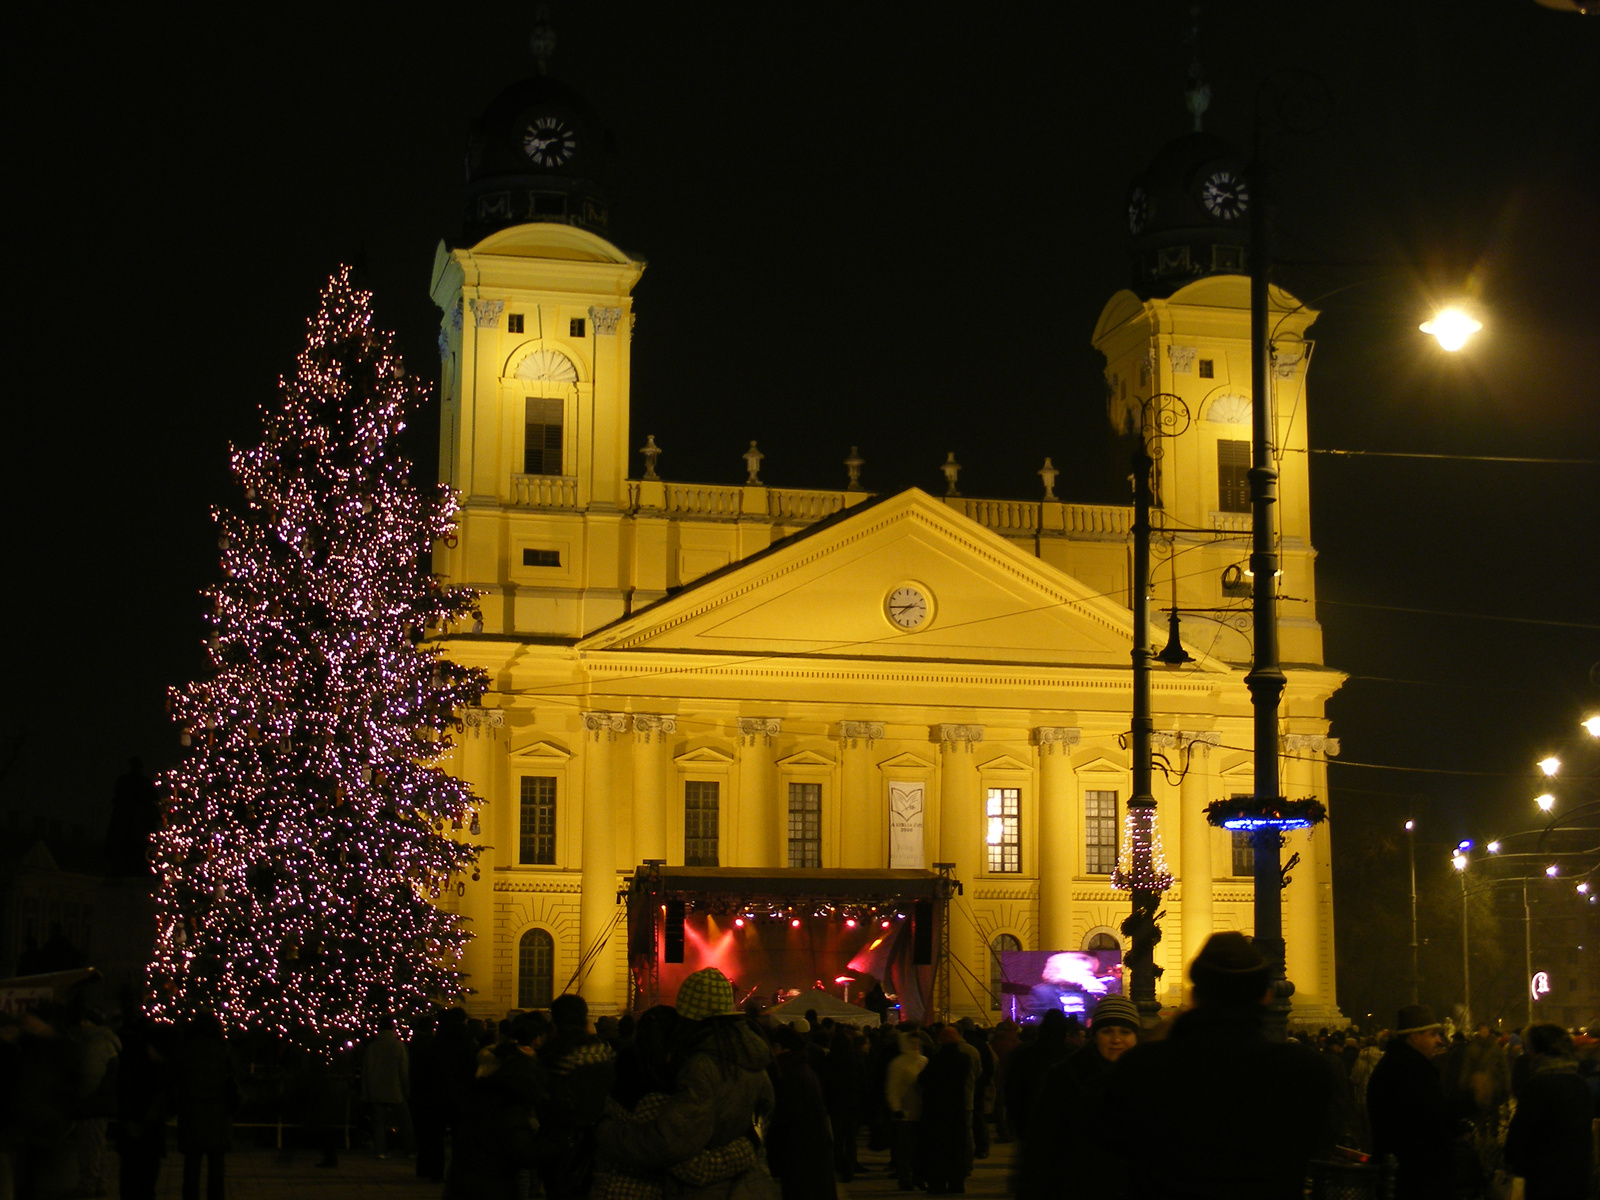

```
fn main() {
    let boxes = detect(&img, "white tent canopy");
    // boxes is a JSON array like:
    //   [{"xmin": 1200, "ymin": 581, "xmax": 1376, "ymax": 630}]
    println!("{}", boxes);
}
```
[{"xmin": 766, "ymin": 990, "xmax": 881, "ymax": 1029}]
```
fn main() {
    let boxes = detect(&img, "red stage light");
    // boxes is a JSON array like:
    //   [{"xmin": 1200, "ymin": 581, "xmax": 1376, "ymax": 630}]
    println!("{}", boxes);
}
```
[
  {"xmin": 881, "ymin": 919, "xmax": 891, "ymax": 929},
  {"xmin": 790, "ymin": 918, "xmax": 801, "ymax": 928},
  {"xmin": 844, "ymin": 918, "xmax": 857, "ymax": 928},
  {"xmin": 734, "ymin": 917, "xmax": 745, "ymax": 927}
]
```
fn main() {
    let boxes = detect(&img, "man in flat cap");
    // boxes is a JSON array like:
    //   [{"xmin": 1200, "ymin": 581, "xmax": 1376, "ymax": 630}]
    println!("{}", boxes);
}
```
[
  {"xmin": 1367, "ymin": 1004, "xmax": 1457, "ymax": 1199},
  {"xmin": 1104, "ymin": 932, "xmax": 1341, "ymax": 1198}
]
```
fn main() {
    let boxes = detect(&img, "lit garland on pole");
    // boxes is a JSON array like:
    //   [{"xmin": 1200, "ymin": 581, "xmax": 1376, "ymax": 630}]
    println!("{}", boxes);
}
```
[
  {"xmin": 148, "ymin": 267, "xmax": 487, "ymax": 1047},
  {"xmin": 1112, "ymin": 804, "xmax": 1175, "ymax": 892}
]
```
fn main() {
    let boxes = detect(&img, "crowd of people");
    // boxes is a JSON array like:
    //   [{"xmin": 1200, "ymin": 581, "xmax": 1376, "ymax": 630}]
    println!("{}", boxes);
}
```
[{"xmin": 2, "ymin": 942, "xmax": 1597, "ymax": 1199}]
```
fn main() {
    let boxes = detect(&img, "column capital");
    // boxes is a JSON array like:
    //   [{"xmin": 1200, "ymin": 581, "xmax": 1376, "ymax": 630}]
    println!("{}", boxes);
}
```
[
  {"xmin": 737, "ymin": 717, "xmax": 781, "ymax": 746},
  {"xmin": 937, "ymin": 724, "xmax": 985, "ymax": 750},
  {"xmin": 839, "ymin": 720, "xmax": 885, "ymax": 744},
  {"xmin": 1152, "ymin": 730, "xmax": 1222, "ymax": 753},
  {"xmin": 583, "ymin": 712, "xmax": 630, "ymax": 740},
  {"xmin": 1031, "ymin": 726, "xmax": 1081, "ymax": 753},
  {"xmin": 462, "ymin": 707, "xmax": 506, "ymax": 738},
  {"xmin": 632, "ymin": 714, "xmax": 678, "ymax": 741},
  {"xmin": 1283, "ymin": 734, "xmax": 1340, "ymax": 757}
]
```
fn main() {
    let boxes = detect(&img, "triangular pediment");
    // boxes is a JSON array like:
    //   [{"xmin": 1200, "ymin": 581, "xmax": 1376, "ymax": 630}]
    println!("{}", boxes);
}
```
[
  {"xmin": 878, "ymin": 751, "xmax": 935, "ymax": 771},
  {"xmin": 581, "ymin": 489, "xmax": 1228, "ymax": 671},
  {"xmin": 977, "ymin": 753, "xmax": 1032, "ymax": 773},
  {"xmin": 775, "ymin": 749, "xmax": 836, "ymax": 768},
  {"xmin": 1074, "ymin": 754, "xmax": 1127, "ymax": 776},
  {"xmin": 508, "ymin": 738, "xmax": 572, "ymax": 761},
  {"xmin": 675, "ymin": 746, "xmax": 735, "ymax": 766}
]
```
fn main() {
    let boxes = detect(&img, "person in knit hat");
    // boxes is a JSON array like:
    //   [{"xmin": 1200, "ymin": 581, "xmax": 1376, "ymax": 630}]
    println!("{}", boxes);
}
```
[
  {"xmin": 1014, "ymin": 994, "xmax": 1141, "ymax": 1199},
  {"xmin": 1103, "ymin": 933, "xmax": 1341, "ymax": 1197},
  {"xmin": 596, "ymin": 969, "xmax": 778, "ymax": 1200}
]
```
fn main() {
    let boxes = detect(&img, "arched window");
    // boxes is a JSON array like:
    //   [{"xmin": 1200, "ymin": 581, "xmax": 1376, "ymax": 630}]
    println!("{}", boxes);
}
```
[
  {"xmin": 518, "ymin": 928, "xmax": 554, "ymax": 1009},
  {"xmin": 1084, "ymin": 931, "xmax": 1120, "ymax": 952},
  {"xmin": 989, "ymin": 934, "xmax": 1022, "ymax": 1011}
]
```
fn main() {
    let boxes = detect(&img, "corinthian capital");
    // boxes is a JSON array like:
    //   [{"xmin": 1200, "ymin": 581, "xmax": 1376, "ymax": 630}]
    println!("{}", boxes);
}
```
[
  {"xmin": 839, "ymin": 720, "xmax": 885, "ymax": 745},
  {"xmin": 1283, "ymin": 734, "xmax": 1340, "ymax": 757},
  {"xmin": 583, "ymin": 712, "xmax": 630, "ymax": 740},
  {"xmin": 632, "ymin": 714, "xmax": 678, "ymax": 742},
  {"xmin": 1032, "ymin": 727, "xmax": 1081, "ymax": 753},
  {"xmin": 737, "ymin": 717, "xmax": 781, "ymax": 745},
  {"xmin": 937, "ymin": 724, "xmax": 985, "ymax": 750}
]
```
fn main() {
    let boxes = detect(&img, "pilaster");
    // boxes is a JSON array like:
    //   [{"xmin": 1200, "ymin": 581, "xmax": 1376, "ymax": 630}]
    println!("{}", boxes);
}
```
[
  {"xmin": 1033, "ymin": 726, "xmax": 1081, "ymax": 950},
  {"xmin": 580, "ymin": 712, "xmax": 627, "ymax": 1013},
  {"xmin": 737, "ymin": 718, "xmax": 781, "ymax": 867},
  {"xmin": 631, "ymin": 715, "xmax": 677, "ymax": 867},
  {"xmin": 839, "ymin": 721, "xmax": 885, "ymax": 868}
]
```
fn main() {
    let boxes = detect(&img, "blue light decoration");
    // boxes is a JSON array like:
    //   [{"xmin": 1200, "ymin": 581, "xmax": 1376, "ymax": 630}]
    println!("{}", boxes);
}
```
[{"xmin": 1205, "ymin": 796, "xmax": 1328, "ymax": 832}]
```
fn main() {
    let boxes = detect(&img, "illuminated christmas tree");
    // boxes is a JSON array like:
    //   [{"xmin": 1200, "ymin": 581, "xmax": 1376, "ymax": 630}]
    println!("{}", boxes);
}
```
[{"xmin": 148, "ymin": 267, "xmax": 487, "ymax": 1044}]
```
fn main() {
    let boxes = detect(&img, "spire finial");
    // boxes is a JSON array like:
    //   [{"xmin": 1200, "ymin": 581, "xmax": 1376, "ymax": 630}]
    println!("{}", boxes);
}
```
[
  {"xmin": 530, "ymin": 5, "xmax": 556, "ymax": 76},
  {"xmin": 1184, "ymin": 5, "xmax": 1210, "ymax": 132}
]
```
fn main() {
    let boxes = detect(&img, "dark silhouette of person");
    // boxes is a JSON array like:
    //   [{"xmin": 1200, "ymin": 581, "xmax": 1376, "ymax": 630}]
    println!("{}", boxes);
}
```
[{"xmin": 106, "ymin": 757, "xmax": 161, "ymax": 876}]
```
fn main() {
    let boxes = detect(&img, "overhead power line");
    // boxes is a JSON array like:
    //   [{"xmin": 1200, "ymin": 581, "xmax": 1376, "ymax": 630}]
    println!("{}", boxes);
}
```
[
  {"xmin": 1305, "ymin": 448, "xmax": 1598, "ymax": 465},
  {"xmin": 1318, "ymin": 598, "xmax": 1599, "ymax": 630}
]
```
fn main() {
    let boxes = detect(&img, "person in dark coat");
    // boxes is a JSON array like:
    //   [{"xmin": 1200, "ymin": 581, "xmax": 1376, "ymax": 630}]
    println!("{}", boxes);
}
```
[
  {"xmin": 1015, "ymin": 994, "xmax": 1140, "ymax": 1200},
  {"xmin": 1105, "ymin": 932, "xmax": 1342, "ymax": 1199},
  {"xmin": 916, "ymin": 1027, "xmax": 974, "ymax": 1195},
  {"xmin": 1503, "ymin": 1022, "xmax": 1595, "ymax": 1200},
  {"xmin": 1367, "ymin": 1004, "xmax": 1457, "ymax": 1200},
  {"xmin": 767, "ymin": 1022, "xmax": 837, "ymax": 1200},
  {"xmin": 820, "ymin": 1025, "xmax": 863, "ymax": 1182},
  {"xmin": 1001, "ymin": 1009, "xmax": 1073, "ymax": 1141},
  {"xmin": 173, "ymin": 1015, "xmax": 238, "ymax": 1200},
  {"xmin": 113, "ymin": 1007, "xmax": 170, "ymax": 1200}
]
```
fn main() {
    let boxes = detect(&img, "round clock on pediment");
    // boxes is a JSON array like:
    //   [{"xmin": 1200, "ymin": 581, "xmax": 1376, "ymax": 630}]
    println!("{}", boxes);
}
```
[
  {"xmin": 522, "ymin": 112, "xmax": 579, "ymax": 169},
  {"xmin": 885, "ymin": 584, "xmax": 932, "ymax": 631}
]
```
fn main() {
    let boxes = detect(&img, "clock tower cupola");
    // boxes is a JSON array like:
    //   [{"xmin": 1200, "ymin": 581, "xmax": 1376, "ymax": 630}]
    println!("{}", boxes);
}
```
[
  {"xmin": 1125, "ymin": 131, "xmax": 1252, "ymax": 299},
  {"xmin": 463, "ymin": 32, "xmax": 614, "ymax": 244}
]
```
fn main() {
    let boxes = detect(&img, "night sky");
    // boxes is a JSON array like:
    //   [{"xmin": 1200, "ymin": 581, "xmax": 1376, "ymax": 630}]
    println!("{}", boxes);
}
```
[{"xmin": 8, "ymin": 3, "xmax": 1598, "ymax": 1021}]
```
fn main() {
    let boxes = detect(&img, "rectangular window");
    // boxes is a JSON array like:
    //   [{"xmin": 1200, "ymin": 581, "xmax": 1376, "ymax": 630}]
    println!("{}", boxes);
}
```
[
  {"xmin": 519, "ymin": 776, "xmax": 557, "ymax": 865},
  {"xmin": 570, "ymin": 317, "xmax": 587, "ymax": 338},
  {"xmin": 1198, "ymin": 358, "xmax": 1214, "ymax": 378},
  {"xmin": 986, "ymin": 787, "xmax": 1021, "ymax": 873},
  {"xmin": 524, "ymin": 397, "xmax": 563, "ymax": 476},
  {"xmin": 1084, "ymin": 790, "xmax": 1118, "ymax": 875},
  {"xmin": 1217, "ymin": 438, "xmax": 1250, "ymax": 512},
  {"xmin": 1232, "ymin": 829, "xmax": 1256, "ymax": 877},
  {"xmin": 685, "ymin": 781, "xmax": 719, "ymax": 867},
  {"xmin": 507, "ymin": 313, "xmax": 524, "ymax": 334},
  {"xmin": 522, "ymin": 548, "xmax": 561, "ymax": 567},
  {"xmin": 787, "ymin": 783, "xmax": 821, "ymax": 868}
]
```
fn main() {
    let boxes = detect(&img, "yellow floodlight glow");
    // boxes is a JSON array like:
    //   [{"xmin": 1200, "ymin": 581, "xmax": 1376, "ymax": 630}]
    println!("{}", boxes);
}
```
[
  {"xmin": 1584, "ymin": 716, "xmax": 1600, "ymax": 737},
  {"xmin": 1452, "ymin": 852, "xmax": 1468, "ymax": 872},
  {"xmin": 1538, "ymin": 756, "xmax": 1561, "ymax": 777},
  {"xmin": 1536, "ymin": 793, "xmax": 1556, "ymax": 812},
  {"xmin": 1420, "ymin": 308, "xmax": 1482, "ymax": 351}
]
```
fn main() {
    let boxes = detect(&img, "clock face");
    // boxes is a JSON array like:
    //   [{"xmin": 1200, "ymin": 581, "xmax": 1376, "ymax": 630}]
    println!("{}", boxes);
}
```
[
  {"xmin": 523, "ymin": 114, "xmax": 578, "ymax": 168},
  {"xmin": 1200, "ymin": 169, "xmax": 1249, "ymax": 221},
  {"xmin": 885, "ymin": 586, "xmax": 930, "ymax": 630},
  {"xmin": 1128, "ymin": 186, "xmax": 1149, "ymax": 235}
]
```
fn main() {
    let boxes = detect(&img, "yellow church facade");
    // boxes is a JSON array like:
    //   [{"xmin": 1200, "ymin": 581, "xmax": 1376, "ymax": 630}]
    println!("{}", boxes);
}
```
[{"xmin": 426, "ymin": 220, "xmax": 1345, "ymax": 1027}]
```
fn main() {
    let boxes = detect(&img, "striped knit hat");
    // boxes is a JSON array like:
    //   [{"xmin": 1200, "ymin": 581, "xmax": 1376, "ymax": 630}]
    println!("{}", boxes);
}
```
[
  {"xmin": 675, "ymin": 968, "xmax": 736, "ymax": 1021},
  {"xmin": 1089, "ymin": 995, "xmax": 1142, "ymax": 1033}
]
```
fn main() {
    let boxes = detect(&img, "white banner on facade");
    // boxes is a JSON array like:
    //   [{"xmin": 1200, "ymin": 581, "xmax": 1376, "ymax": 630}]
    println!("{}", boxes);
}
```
[{"xmin": 889, "ymin": 781, "xmax": 925, "ymax": 869}]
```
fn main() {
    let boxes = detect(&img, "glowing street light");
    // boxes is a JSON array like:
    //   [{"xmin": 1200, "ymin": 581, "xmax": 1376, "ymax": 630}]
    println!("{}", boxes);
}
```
[
  {"xmin": 1545, "ymin": 865, "xmax": 1559, "ymax": 877},
  {"xmin": 1536, "ymin": 793, "xmax": 1556, "ymax": 813},
  {"xmin": 1404, "ymin": 819, "xmax": 1415, "ymax": 831},
  {"xmin": 1579, "ymin": 882, "xmax": 1591, "ymax": 895},
  {"xmin": 1584, "ymin": 716, "xmax": 1600, "ymax": 737},
  {"xmin": 1538, "ymin": 756, "xmax": 1561, "ymax": 777},
  {"xmin": 1453, "ymin": 852, "xmax": 1469, "ymax": 872},
  {"xmin": 1487, "ymin": 841, "xmax": 1501, "ymax": 854},
  {"xmin": 1420, "ymin": 308, "xmax": 1482, "ymax": 351}
]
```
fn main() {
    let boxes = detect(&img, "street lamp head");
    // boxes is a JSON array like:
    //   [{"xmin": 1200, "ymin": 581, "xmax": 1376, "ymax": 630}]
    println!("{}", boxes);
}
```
[
  {"xmin": 1536, "ymin": 793, "xmax": 1556, "ymax": 813},
  {"xmin": 1545, "ymin": 865, "xmax": 1559, "ymax": 877},
  {"xmin": 1538, "ymin": 756, "xmax": 1561, "ymax": 777},
  {"xmin": 1487, "ymin": 841, "xmax": 1501, "ymax": 853},
  {"xmin": 1420, "ymin": 308, "xmax": 1482, "ymax": 351},
  {"xmin": 1584, "ymin": 716, "xmax": 1600, "ymax": 738},
  {"xmin": 1457, "ymin": 839, "xmax": 1473, "ymax": 851},
  {"xmin": 1452, "ymin": 852, "xmax": 1468, "ymax": 871},
  {"xmin": 1579, "ymin": 882, "xmax": 1591, "ymax": 895},
  {"xmin": 1404, "ymin": 819, "xmax": 1415, "ymax": 831}
]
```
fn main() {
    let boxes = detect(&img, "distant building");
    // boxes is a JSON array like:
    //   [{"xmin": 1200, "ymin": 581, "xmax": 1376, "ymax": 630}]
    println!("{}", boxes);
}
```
[{"xmin": 426, "ymin": 74, "xmax": 1344, "ymax": 1024}]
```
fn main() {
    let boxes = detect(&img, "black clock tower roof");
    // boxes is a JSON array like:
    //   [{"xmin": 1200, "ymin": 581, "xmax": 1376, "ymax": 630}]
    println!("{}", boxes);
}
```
[
  {"xmin": 464, "ymin": 74, "xmax": 616, "ymax": 244},
  {"xmin": 1126, "ymin": 131, "xmax": 1252, "ymax": 299}
]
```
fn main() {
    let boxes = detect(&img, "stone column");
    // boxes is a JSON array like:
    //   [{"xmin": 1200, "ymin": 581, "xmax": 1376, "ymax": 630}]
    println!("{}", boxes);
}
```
[
  {"xmin": 631, "ymin": 715, "xmax": 677, "ymax": 866},
  {"xmin": 1283, "ymin": 734, "xmax": 1339, "ymax": 1020},
  {"xmin": 580, "ymin": 712, "xmax": 627, "ymax": 1013},
  {"xmin": 1033, "ymin": 726, "xmax": 1081, "ymax": 951},
  {"xmin": 1166, "ymin": 731, "xmax": 1220, "ymax": 981},
  {"xmin": 937, "ymin": 724, "xmax": 984, "ymax": 1014},
  {"xmin": 456, "ymin": 707, "xmax": 505, "ymax": 1013},
  {"xmin": 839, "ymin": 721, "xmax": 884, "ymax": 868},
  {"xmin": 737, "ymin": 718, "xmax": 781, "ymax": 867}
]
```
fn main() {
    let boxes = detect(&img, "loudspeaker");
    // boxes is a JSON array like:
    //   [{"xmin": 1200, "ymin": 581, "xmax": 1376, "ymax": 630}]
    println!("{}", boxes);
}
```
[
  {"xmin": 912, "ymin": 900, "xmax": 933, "ymax": 964},
  {"xmin": 664, "ymin": 900, "xmax": 686, "ymax": 963}
]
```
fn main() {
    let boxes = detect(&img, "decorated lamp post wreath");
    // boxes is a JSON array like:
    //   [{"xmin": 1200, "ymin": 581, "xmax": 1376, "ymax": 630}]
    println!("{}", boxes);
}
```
[{"xmin": 148, "ymin": 268, "xmax": 488, "ymax": 1047}]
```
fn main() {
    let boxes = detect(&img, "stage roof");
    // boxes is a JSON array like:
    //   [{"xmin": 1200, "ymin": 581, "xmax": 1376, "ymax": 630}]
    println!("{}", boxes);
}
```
[{"xmin": 630, "ymin": 866, "xmax": 946, "ymax": 902}]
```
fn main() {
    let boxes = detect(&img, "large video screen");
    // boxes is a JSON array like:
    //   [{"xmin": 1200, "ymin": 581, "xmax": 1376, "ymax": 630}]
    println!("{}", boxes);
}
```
[{"xmin": 997, "ymin": 950, "xmax": 1123, "ymax": 1024}]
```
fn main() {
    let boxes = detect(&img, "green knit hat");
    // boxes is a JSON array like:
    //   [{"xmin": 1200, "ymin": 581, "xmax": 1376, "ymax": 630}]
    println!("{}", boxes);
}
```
[{"xmin": 676, "ymin": 967, "xmax": 736, "ymax": 1020}]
